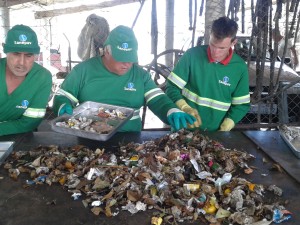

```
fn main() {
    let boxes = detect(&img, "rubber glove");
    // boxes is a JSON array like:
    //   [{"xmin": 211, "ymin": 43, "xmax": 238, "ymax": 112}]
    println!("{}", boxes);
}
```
[
  {"xmin": 58, "ymin": 103, "xmax": 73, "ymax": 116},
  {"xmin": 167, "ymin": 108, "xmax": 196, "ymax": 131},
  {"xmin": 176, "ymin": 99, "xmax": 201, "ymax": 128},
  {"xmin": 219, "ymin": 118, "xmax": 235, "ymax": 131}
]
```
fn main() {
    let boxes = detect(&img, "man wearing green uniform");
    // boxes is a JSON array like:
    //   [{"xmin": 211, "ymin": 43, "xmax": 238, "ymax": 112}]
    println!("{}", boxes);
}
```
[
  {"xmin": 0, "ymin": 25, "xmax": 52, "ymax": 136},
  {"xmin": 166, "ymin": 17, "xmax": 250, "ymax": 131},
  {"xmin": 53, "ymin": 25, "xmax": 195, "ymax": 132}
]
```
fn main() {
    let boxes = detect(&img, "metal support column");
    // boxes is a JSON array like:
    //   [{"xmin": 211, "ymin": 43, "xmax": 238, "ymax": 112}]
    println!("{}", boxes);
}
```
[
  {"xmin": 0, "ymin": 7, "xmax": 10, "ymax": 57},
  {"xmin": 278, "ymin": 82, "xmax": 289, "ymax": 123}
]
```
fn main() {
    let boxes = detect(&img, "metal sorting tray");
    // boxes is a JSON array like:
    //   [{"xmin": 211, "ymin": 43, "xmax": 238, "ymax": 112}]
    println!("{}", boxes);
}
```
[
  {"xmin": 50, "ymin": 101, "xmax": 134, "ymax": 141},
  {"xmin": 0, "ymin": 141, "xmax": 14, "ymax": 165},
  {"xmin": 279, "ymin": 126, "xmax": 300, "ymax": 159}
]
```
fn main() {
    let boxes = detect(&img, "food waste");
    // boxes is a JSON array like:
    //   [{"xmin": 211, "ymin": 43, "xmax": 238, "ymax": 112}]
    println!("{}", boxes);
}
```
[{"xmin": 55, "ymin": 107, "xmax": 128, "ymax": 134}]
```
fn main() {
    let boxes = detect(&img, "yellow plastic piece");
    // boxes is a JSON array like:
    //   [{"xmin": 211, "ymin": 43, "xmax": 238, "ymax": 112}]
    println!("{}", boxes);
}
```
[
  {"xmin": 204, "ymin": 204, "xmax": 217, "ymax": 214},
  {"xmin": 224, "ymin": 188, "xmax": 231, "ymax": 196},
  {"xmin": 151, "ymin": 217, "xmax": 163, "ymax": 225}
]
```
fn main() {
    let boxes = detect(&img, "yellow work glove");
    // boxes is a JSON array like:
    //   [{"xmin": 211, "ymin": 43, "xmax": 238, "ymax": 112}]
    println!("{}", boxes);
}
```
[
  {"xmin": 175, "ymin": 99, "xmax": 201, "ymax": 128},
  {"xmin": 219, "ymin": 118, "xmax": 235, "ymax": 131}
]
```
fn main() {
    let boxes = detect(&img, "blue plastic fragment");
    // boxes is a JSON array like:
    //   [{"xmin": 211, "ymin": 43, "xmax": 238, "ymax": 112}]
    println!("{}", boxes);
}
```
[
  {"xmin": 36, "ymin": 175, "xmax": 47, "ymax": 182},
  {"xmin": 273, "ymin": 209, "xmax": 292, "ymax": 224},
  {"xmin": 26, "ymin": 180, "xmax": 36, "ymax": 185},
  {"xmin": 25, "ymin": 175, "xmax": 47, "ymax": 185},
  {"xmin": 71, "ymin": 192, "xmax": 82, "ymax": 200}
]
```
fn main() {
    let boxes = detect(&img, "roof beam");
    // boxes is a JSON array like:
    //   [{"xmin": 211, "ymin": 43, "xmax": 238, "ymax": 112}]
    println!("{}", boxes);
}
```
[
  {"xmin": 0, "ymin": 0, "xmax": 34, "ymax": 7},
  {"xmin": 34, "ymin": 0, "xmax": 139, "ymax": 19}
]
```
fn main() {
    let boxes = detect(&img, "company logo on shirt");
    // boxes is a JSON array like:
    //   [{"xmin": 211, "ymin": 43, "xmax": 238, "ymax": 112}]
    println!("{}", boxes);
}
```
[
  {"xmin": 16, "ymin": 100, "xmax": 29, "ymax": 109},
  {"xmin": 219, "ymin": 76, "xmax": 231, "ymax": 86},
  {"xmin": 124, "ymin": 82, "xmax": 136, "ymax": 91}
]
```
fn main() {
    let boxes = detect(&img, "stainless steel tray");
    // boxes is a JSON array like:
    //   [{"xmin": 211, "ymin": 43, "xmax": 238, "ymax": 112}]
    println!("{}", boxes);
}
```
[
  {"xmin": 0, "ymin": 141, "xmax": 14, "ymax": 165},
  {"xmin": 50, "ymin": 101, "xmax": 134, "ymax": 141},
  {"xmin": 278, "ymin": 125, "xmax": 300, "ymax": 159}
]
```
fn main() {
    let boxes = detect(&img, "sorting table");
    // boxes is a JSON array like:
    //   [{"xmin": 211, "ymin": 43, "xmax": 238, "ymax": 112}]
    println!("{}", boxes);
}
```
[{"xmin": 0, "ymin": 130, "xmax": 299, "ymax": 225}]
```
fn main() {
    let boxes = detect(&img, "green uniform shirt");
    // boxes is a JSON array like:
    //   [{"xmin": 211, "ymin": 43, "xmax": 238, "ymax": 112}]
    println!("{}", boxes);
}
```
[
  {"xmin": 0, "ymin": 58, "xmax": 52, "ymax": 135},
  {"xmin": 53, "ymin": 57, "xmax": 177, "ymax": 132},
  {"xmin": 166, "ymin": 45, "xmax": 250, "ymax": 131}
]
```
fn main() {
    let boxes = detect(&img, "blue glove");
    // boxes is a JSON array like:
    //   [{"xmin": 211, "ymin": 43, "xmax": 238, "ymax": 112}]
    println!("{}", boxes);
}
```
[
  {"xmin": 167, "ymin": 108, "xmax": 196, "ymax": 131},
  {"xmin": 58, "ymin": 104, "xmax": 73, "ymax": 116}
]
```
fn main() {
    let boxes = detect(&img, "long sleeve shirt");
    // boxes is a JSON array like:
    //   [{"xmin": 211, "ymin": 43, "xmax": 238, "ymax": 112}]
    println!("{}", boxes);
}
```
[
  {"xmin": 166, "ymin": 45, "xmax": 250, "ymax": 131},
  {"xmin": 0, "ymin": 58, "xmax": 52, "ymax": 135},
  {"xmin": 53, "ymin": 56, "xmax": 178, "ymax": 132}
]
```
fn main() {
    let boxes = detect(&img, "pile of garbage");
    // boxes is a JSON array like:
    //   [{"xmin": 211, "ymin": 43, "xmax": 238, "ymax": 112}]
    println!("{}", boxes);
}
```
[{"xmin": 3, "ymin": 130, "xmax": 291, "ymax": 225}]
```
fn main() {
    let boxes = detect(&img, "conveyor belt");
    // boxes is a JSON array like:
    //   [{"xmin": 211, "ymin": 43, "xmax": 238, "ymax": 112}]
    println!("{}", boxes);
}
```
[
  {"xmin": 243, "ymin": 130, "xmax": 300, "ymax": 184},
  {"xmin": 0, "ymin": 131, "xmax": 299, "ymax": 225}
]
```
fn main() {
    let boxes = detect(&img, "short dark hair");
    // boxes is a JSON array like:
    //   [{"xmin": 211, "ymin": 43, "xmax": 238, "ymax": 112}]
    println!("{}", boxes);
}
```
[{"xmin": 211, "ymin": 16, "xmax": 238, "ymax": 42}]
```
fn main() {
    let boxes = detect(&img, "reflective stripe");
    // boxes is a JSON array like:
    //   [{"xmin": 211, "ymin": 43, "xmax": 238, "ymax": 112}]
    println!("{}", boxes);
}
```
[
  {"xmin": 168, "ymin": 72, "xmax": 186, "ymax": 89},
  {"xmin": 232, "ymin": 94, "xmax": 250, "ymax": 104},
  {"xmin": 23, "ymin": 108, "xmax": 46, "ymax": 118},
  {"xmin": 145, "ymin": 88, "xmax": 164, "ymax": 103},
  {"xmin": 56, "ymin": 89, "xmax": 79, "ymax": 105},
  {"xmin": 130, "ymin": 109, "xmax": 141, "ymax": 120},
  {"xmin": 182, "ymin": 88, "xmax": 231, "ymax": 111},
  {"xmin": 58, "ymin": 103, "xmax": 67, "ymax": 116}
]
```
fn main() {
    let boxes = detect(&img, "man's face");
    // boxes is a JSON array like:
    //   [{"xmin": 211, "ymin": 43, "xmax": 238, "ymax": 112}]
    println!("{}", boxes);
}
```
[
  {"xmin": 209, "ymin": 34, "xmax": 236, "ymax": 62},
  {"xmin": 105, "ymin": 52, "xmax": 133, "ymax": 76},
  {"xmin": 6, "ymin": 52, "xmax": 35, "ymax": 77}
]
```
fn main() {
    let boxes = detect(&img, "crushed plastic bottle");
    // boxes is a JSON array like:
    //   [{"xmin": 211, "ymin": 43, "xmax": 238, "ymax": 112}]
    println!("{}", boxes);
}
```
[
  {"xmin": 273, "ymin": 209, "xmax": 292, "ymax": 224},
  {"xmin": 215, "ymin": 173, "xmax": 232, "ymax": 195}
]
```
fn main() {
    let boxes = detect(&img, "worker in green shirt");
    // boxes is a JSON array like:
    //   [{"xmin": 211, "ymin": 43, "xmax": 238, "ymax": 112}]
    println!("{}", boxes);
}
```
[
  {"xmin": 53, "ymin": 25, "xmax": 195, "ymax": 132},
  {"xmin": 0, "ymin": 25, "xmax": 52, "ymax": 136},
  {"xmin": 166, "ymin": 17, "xmax": 250, "ymax": 131}
]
